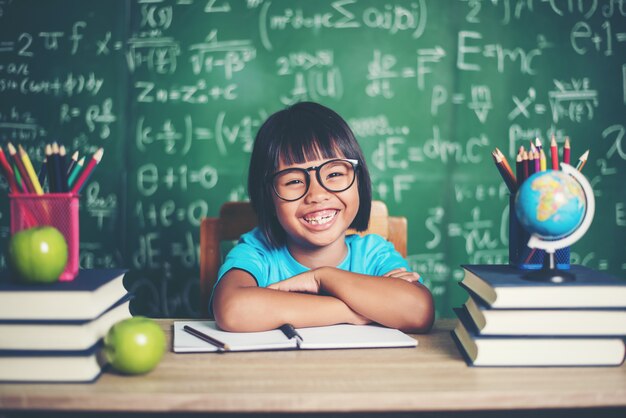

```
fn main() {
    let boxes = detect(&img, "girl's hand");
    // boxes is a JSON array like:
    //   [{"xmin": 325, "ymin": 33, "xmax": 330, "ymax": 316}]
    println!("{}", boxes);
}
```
[
  {"xmin": 383, "ymin": 267, "xmax": 421, "ymax": 283},
  {"xmin": 267, "ymin": 270, "xmax": 321, "ymax": 294}
]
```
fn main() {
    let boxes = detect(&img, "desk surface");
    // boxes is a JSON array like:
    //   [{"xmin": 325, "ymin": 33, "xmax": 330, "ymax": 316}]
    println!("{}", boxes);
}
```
[{"xmin": 1, "ymin": 319, "xmax": 625, "ymax": 414}]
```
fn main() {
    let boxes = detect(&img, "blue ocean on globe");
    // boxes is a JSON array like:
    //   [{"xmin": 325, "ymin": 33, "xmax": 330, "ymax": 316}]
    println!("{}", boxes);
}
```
[{"xmin": 515, "ymin": 170, "xmax": 586, "ymax": 239}]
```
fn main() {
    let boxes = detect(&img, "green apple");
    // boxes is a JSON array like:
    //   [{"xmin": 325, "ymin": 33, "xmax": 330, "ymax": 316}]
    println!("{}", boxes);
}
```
[
  {"xmin": 8, "ymin": 226, "xmax": 68, "ymax": 284},
  {"xmin": 104, "ymin": 316, "xmax": 166, "ymax": 375}
]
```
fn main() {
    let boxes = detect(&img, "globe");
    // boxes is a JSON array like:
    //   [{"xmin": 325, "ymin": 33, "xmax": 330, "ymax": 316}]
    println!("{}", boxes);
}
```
[
  {"xmin": 514, "ymin": 163, "xmax": 595, "ymax": 283},
  {"xmin": 515, "ymin": 170, "xmax": 586, "ymax": 240}
]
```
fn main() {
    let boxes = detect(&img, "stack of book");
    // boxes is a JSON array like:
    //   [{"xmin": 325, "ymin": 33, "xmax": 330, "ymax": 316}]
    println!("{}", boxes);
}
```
[
  {"xmin": 0, "ymin": 268, "xmax": 130, "ymax": 382},
  {"xmin": 452, "ymin": 264, "xmax": 626, "ymax": 367}
]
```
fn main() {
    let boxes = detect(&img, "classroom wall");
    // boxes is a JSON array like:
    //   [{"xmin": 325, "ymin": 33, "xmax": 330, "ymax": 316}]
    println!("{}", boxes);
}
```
[{"xmin": 1, "ymin": 0, "xmax": 625, "ymax": 318}]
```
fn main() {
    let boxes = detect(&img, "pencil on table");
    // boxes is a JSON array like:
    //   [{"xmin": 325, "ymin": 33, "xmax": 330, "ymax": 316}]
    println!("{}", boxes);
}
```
[
  {"xmin": 563, "ymin": 137, "xmax": 571, "ymax": 165},
  {"xmin": 183, "ymin": 325, "xmax": 230, "ymax": 351},
  {"xmin": 576, "ymin": 150, "xmax": 589, "ymax": 172},
  {"xmin": 550, "ymin": 136, "xmax": 559, "ymax": 170},
  {"xmin": 18, "ymin": 144, "xmax": 43, "ymax": 195}
]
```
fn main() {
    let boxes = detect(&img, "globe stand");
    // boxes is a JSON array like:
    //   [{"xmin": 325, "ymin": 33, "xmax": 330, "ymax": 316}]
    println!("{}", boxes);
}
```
[
  {"xmin": 520, "ymin": 163, "xmax": 595, "ymax": 284},
  {"xmin": 523, "ymin": 250, "xmax": 575, "ymax": 283}
]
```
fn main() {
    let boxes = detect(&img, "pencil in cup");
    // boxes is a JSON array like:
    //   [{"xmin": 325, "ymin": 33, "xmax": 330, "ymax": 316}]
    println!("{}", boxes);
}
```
[
  {"xmin": 515, "ymin": 152, "xmax": 523, "ymax": 187},
  {"xmin": 7, "ymin": 143, "xmax": 35, "ymax": 193},
  {"xmin": 58, "ymin": 144, "xmax": 69, "ymax": 192},
  {"xmin": 51, "ymin": 142, "xmax": 65, "ymax": 193},
  {"xmin": 535, "ymin": 138, "xmax": 545, "ymax": 171},
  {"xmin": 0, "ymin": 146, "xmax": 21, "ymax": 193},
  {"xmin": 522, "ymin": 150, "xmax": 529, "ymax": 182},
  {"xmin": 576, "ymin": 150, "xmax": 589, "ymax": 172},
  {"xmin": 67, "ymin": 156, "xmax": 85, "ymax": 189},
  {"xmin": 18, "ymin": 144, "xmax": 44, "ymax": 195},
  {"xmin": 494, "ymin": 148, "xmax": 515, "ymax": 181},
  {"xmin": 563, "ymin": 137, "xmax": 571, "ymax": 165},
  {"xmin": 550, "ymin": 136, "xmax": 559, "ymax": 170},
  {"xmin": 492, "ymin": 149, "xmax": 517, "ymax": 193},
  {"xmin": 70, "ymin": 148, "xmax": 103, "ymax": 193},
  {"xmin": 45, "ymin": 144, "xmax": 57, "ymax": 192},
  {"xmin": 66, "ymin": 150, "xmax": 79, "ymax": 176}
]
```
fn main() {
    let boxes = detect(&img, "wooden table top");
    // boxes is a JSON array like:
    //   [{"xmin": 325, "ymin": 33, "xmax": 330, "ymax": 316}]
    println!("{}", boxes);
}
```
[{"xmin": 1, "ymin": 319, "xmax": 625, "ymax": 414}]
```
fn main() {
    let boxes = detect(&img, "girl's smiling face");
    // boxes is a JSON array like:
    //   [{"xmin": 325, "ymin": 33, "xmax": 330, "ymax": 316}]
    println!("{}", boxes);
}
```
[{"xmin": 272, "ymin": 154, "xmax": 360, "ymax": 259}]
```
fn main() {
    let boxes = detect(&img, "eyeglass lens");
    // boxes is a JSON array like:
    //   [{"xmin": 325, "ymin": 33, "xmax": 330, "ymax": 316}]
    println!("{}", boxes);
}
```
[{"xmin": 272, "ymin": 160, "xmax": 356, "ymax": 201}]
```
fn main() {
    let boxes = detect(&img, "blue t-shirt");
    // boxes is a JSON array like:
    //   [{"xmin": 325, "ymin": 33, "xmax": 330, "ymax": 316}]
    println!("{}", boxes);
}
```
[{"xmin": 215, "ymin": 227, "xmax": 412, "ymax": 289}]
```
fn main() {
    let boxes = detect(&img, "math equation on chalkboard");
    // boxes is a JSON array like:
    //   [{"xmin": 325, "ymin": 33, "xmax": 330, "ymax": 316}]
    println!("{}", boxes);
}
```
[{"xmin": 0, "ymin": 0, "xmax": 624, "ymax": 318}]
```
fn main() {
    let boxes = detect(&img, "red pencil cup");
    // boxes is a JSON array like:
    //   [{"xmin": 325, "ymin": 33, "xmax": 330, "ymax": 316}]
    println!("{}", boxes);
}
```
[{"xmin": 9, "ymin": 193, "xmax": 80, "ymax": 281}]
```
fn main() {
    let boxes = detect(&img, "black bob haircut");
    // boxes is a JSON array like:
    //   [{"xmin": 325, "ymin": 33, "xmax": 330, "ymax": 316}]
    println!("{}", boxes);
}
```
[{"xmin": 247, "ymin": 101, "xmax": 372, "ymax": 247}]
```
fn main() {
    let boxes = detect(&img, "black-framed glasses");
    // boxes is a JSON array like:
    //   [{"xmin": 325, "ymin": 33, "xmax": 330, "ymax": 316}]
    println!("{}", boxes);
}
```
[{"xmin": 269, "ymin": 158, "xmax": 359, "ymax": 202}]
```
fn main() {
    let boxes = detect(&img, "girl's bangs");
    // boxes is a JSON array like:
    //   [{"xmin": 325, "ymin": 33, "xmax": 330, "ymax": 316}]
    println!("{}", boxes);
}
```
[{"xmin": 275, "ymin": 131, "xmax": 343, "ymax": 167}]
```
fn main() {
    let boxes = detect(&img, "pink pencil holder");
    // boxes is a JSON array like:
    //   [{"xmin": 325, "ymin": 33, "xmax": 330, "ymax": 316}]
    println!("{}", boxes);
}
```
[{"xmin": 9, "ymin": 193, "xmax": 80, "ymax": 281}]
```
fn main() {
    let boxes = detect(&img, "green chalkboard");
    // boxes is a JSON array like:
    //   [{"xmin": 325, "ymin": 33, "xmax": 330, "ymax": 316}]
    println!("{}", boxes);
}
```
[{"xmin": 1, "ymin": 0, "xmax": 625, "ymax": 319}]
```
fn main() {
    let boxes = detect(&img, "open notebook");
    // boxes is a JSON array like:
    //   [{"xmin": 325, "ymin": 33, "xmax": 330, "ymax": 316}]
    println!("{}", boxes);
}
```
[{"xmin": 173, "ymin": 320, "xmax": 417, "ymax": 353}]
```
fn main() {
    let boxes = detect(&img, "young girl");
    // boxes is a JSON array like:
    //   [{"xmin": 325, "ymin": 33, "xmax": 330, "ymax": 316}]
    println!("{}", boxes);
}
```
[{"xmin": 212, "ymin": 102, "xmax": 434, "ymax": 333}]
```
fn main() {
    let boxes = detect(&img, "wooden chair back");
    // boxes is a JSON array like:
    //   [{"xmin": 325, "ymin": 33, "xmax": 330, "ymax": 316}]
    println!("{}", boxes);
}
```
[{"xmin": 199, "ymin": 200, "xmax": 407, "ymax": 317}]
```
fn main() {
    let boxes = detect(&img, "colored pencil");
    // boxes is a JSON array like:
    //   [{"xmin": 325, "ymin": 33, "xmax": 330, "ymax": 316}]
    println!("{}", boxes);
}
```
[
  {"xmin": 71, "ymin": 148, "xmax": 103, "ymax": 193},
  {"xmin": 51, "ymin": 142, "xmax": 63, "ymax": 193},
  {"xmin": 13, "ymin": 163, "xmax": 25, "ymax": 191},
  {"xmin": 38, "ymin": 157, "xmax": 47, "ymax": 189},
  {"xmin": 494, "ymin": 148, "xmax": 516, "ymax": 185},
  {"xmin": 535, "ymin": 137, "xmax": 543, "ymax": 153},
  {"xmin": 515, "ymin": 152, "xmax": 523, "ymax": 187},
  {"xmin": 522, "ymin": 150, "xmax": 529, "ymax": 181},
  {"xmin": 539, "ymin": 148, "xmax": 547, "ymax": 171},
  {"xmin": 59, "ymin": 145, "xmax": 68, "ymax": 192},
  {"xmin": 45, "ymin": 144, "xmax": 57, "ymax": 192},
  {"xmin": 492, "ymin": 151, "xmax": 517, "ymax": 193},
  {"xmin": 534, "ymin": 150, "xmax": 541, "ymax": 173},
  {"xmin": 563, "ymin": 137, "xmax": 571, "ymax": 165},
  {"xmin": 550, "ymin": 136, "xmax": 559, "ymax": 170},
  {"xmin": 18, "ymin": 144, "xmax": 43, "ymax": 195},
  {"xmin": 0, "ymin": 146, "xmax": 20, "ymax": 193},
  {"xmin": 576, "ymin": 150, "xmax": 589, "ymax": 172},
  {"xmin": 527, "ymin": 150, "xmax": 535, "ymax": 176},
  {"xmin": 66, "ymin": 150, "xmax": 79, "ymax": 176},
  {"xmin": 68, "ymin": 156, "xmax": 85, "ymax": 188},
  {"xmin": 7, "ymin": 143, "xmax": 34, "ymax": 193}
]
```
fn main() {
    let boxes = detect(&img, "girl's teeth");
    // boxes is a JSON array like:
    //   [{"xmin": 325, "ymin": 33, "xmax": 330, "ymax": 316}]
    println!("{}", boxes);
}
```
[{"xmin": 304, "ymin": 211, "xmax": 336, "ymax": 225}]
